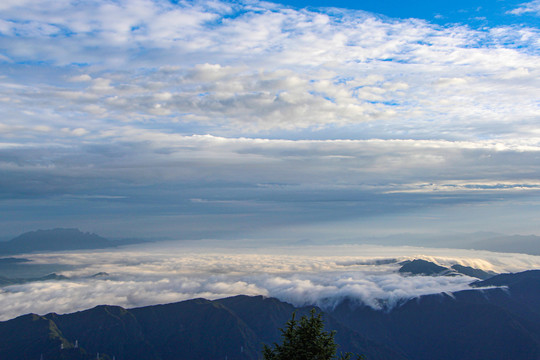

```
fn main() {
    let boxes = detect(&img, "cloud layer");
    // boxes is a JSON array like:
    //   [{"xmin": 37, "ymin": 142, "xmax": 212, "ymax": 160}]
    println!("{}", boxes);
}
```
[{"xmin": 1, "ymin": 243, "xmax": 539, "ymax": 320}]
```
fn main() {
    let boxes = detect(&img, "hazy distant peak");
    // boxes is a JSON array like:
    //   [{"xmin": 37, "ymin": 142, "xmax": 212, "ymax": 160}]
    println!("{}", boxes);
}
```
[
  {"xmin": 12, "ymin": 228, "xmax": 103, "ymax": 240},
  {"xmin": 0, "ymin": 228, "xmax": 112, "ymax": 255},
  {"xmin": 15, "ymin": 228, "xmax": 107, "ymax": 240}
]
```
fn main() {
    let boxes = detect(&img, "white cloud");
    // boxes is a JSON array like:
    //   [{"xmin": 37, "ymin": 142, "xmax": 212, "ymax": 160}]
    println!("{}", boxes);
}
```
[
  {"xmin": 384, "ymin": 180, "xmax": 540, "ymax": 194},
  {"xmin": 68, "ymin": 74, "xmax": 92, "ymax": 82},
  {"xmin": 0, "ymin": 0, "xmax": 537, "ymax": 135},
  {"xmin": 434, "ymin": 77, "xmax": 469, "ymax": 87},
  {"xmin": 0, "ymin": 244, "xmax": 538, "ymax": 320},
  {"xmin": 508, "ymin": 0, "xmax": 540, "ymax": 16}
]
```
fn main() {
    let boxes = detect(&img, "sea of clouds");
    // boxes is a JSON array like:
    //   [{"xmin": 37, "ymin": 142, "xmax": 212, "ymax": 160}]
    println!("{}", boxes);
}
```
[{"xmin": 1, "ymin": 242, "xmax": 540, "ymax": 321}]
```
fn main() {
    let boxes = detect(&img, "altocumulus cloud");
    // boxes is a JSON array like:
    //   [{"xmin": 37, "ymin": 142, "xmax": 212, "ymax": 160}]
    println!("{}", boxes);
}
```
[{"xmin": 1, "ymin": 244, "xmax": 540, "ymax": 320}]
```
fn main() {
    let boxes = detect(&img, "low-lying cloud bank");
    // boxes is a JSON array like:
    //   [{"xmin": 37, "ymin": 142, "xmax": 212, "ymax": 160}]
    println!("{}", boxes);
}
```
[{"xmin": 1, "ymin": 243, "xmax": 539, "ymax": 321}]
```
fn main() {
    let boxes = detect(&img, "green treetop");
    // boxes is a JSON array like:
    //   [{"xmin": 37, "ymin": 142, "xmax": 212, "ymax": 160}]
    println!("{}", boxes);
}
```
[{"xmin": 262, "ymin": 309, "xmax": 364, "ymax": 360}]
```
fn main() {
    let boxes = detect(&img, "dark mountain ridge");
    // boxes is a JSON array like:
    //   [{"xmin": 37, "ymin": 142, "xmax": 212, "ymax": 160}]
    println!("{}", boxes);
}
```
[
  {"xmin": 398, "ymin": 259, "xmax": 449, "ymax": 276},
  {"xmin": 1, "ymin": 270, "xmax": 539, "ymax": 360},
  {"xmin": 0, "ymin": 297, "xmax": 403, "ymax": 360},
  {"xmin": 398, "ymin": 259, "xmax": 496, "ymax": 279}
]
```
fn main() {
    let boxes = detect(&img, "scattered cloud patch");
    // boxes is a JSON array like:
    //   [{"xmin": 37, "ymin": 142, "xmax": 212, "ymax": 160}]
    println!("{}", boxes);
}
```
[{"xmin": 508, "ymin": 0, "xmax": 540, "ymax": 16}]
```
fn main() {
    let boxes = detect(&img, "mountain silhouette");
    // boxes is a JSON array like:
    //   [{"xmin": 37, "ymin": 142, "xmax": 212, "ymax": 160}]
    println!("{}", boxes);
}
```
[
  {"xmin": 1, "ymin": 270, "xmax": 539, "ymax": 360},
  {"xmin": 0, "ymin": 228, "xmax": 148, "ymax": 255}
]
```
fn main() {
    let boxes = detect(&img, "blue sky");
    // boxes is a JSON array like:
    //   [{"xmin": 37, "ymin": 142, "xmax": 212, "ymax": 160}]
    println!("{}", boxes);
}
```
[
  {"xmin": 0, "ymin": 0, "xmax": 539, "ymax": 244},
  {"xmin": 272, "ymin": 0, "xmax": 540, "ymax": 27}
]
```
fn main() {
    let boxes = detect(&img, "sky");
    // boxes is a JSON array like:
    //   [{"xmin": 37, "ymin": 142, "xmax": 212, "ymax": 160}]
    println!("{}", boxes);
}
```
[
  {"xmin": 273, "ymin": 0, "xmax": 540, "ymax": 27},
  {"xmin": 1, "ymin": 0, "xmax": 540, "ymax": 244}
]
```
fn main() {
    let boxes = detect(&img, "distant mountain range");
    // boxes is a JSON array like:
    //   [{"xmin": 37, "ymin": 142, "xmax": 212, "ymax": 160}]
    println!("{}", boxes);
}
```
[
  {"xmin": 363, "ymin": 232, "xmax": 540, "ymax": 256},
  {"xmin": 0, "ymin": 272, "xmax": 68, "ymax": 286},
  {"xmin": 1, "ymin": 270, "xmax": 539, "ymax": 360},
  {"xmin": 3, "ymin": 228, "xmax": 539, "ymax": 256},
  {"xmin": 0, "ymin": 271, "xmax": 110, "ymax": 287},
  {"xmin": 470, "ymin": 234, "xmax": 540, "ymax": 255},
  {"xmin": 0, "ymin": 228, "xmax": 149, "ymax": 255}
]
